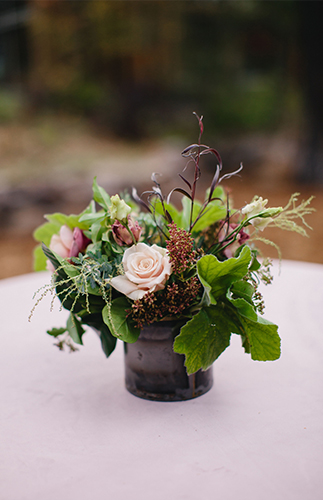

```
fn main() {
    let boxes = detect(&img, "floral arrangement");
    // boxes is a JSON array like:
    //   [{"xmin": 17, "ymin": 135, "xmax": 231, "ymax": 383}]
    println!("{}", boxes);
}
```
[{"xmin": 32, "ymin": 115, "xmax": 314, "ymax": 375}]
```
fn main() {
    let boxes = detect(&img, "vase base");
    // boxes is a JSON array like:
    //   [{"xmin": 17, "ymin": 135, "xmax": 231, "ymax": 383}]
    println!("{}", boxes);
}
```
[
  {"xmin": 125, "ymin": 370, "xmax": 213, "ymax": 402},
  {"xmin": 124, "ymin": 321, "xmax": 213, "ymax": 402}
]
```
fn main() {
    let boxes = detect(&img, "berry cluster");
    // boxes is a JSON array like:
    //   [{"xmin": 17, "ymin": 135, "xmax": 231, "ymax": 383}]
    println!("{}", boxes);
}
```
[
  {"xmin": 128, "ymin": 276, "xmax": 202, "ymax": 328},
  {"xmin": 166, "ymin": 223, "xmax": 197, "ymax": 275}
]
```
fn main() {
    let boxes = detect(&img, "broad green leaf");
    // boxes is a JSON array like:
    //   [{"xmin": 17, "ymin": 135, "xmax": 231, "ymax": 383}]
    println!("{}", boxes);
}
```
[
  {"xmin": 238, "ymin": 315, "xmax": 280, "ymax": 361},
  {"xmin": 100, "ymin": 327, "xmax": 117, "ymax": 357},
  {"xmin": 230, "ymin": 280, "xmax": 255, "ymax": 304},
  {"xmin": 66, "ymin": 313, "xmax": 85, "ymax": 345},
  {"xmin": 179, "ymin": 190, "xmax": 226, "ymax": 233},
  {"xmin": 153, "ymin": 199, "xmax": 182, "ymax": 226},
  {"xmin": 199, "ymin": 281, "xmax": 217, "ymax": 307},
  {"xmin": 191, "ymin": 203, "xmax": 227, "ymax": 233},
  {"xmin": 227, "ymin": 296, "xmax": 258, "ymax": 322},
  {"xmin": 102, "ymin": 297, "xmax": 140, "ymax": 343},
  {"xmin": 197, "ymin": 245, "xmax": 252, "ymax": 302},
  {"xmin": 179, "ymin": 196, "xmax": 200, "ymax": 231},
  {"xmin": 45, "ymin": 212, "xmax": 90, "ymax": 231},
  {"xmin": 33, "ymin": 221, "xmax": 60, "ymax": 245},
  {"xmin": 205, "ymin": 185, "xmax": 226, "ymax": 201},
  {"xmin": 33, "ymin": 244, "xmax": 48, "ymax": 271},
  {"xmin": 78, "ymin": 212, "xmax": 106, "ymax": 224},
  {"xmin": 47, "ymin": 327, "xmax": 67, "ymax": 337},
  {"xmin": 89, "ymin": 221, "xmax": 105, "ymax": 244},
  {"xmin": 92, "ymin": 177, "xmax": 111, "ymax": 210},
  {"xmin": 33, "ymin": 222, "xmax": 64, "ymax": 271},
  {"xmin": 173, "ymin": 305, "xmax": 235, "ymax": 374},
  {"xmin": 249, "ymin": 251, "xmax": 261, "ymax": 271}
]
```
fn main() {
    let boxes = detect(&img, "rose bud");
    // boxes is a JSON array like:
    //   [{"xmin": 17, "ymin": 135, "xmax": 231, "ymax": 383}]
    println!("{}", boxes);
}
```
[{"xmin": 112, "ymin": 217, "xmax": 142, "ymax": 246}]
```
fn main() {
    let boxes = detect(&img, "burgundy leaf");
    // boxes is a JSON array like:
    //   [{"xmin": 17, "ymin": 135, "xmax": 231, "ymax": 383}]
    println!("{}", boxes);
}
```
[
  {"xmin": 200, "ymin": 147, "xmax": 222, "ymax": 168},
  {"xmin": 178, "ymin": 173, "xmax": 192, "ymax": 190},
  {"xmin": 132, "ymin": 187, "xmax": 152, "ymax": 213},
  {"xmin": 219, "ymin": 163, "xmax": 243, "ymax": 184},
  {"xmin": 165, "ymin": 210, "xmax": 173, "ymax": 223},
  {"xmin": 181, "ymin": 144, "xmax": 200, "ymax": 157},
  {"xmin": 166, "ymin": 187, "xmax": 192, "ymax": 204},
  {"xmin": 208, "ymin": 164, "xmax": 221, "ymax": 202}
]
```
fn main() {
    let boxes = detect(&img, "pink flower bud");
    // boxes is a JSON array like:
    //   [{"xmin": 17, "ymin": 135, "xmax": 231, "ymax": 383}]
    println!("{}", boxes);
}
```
[
  {"xmin": 47, "ymin": 225, "xmax": 91, "ymax": 271},
  {"xmin": 218, "ymin": 223, "xmax": 250, "ymax": 259},
  {"xmin": 69, "ymin": 227, "xmax": 91, "ymax": 258},
  {"xmin": 112, "ymin": 217, "xmax": 142, "ymax": 246}
]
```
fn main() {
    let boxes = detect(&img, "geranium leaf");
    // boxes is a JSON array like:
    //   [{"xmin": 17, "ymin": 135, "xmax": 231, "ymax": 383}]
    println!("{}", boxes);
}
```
[
  {"xmin": 191, "ymin": 203, "xmax": 227, "ymax": 233},
  {"xmin": 173, "ymin": 305, "xmax": 236, "ymax": 374},
  {"xmin": 238, "ymin": 315, "xmax": 280, "ymax": 361},
  {"xmin": 230, "ymin": 280, "xmax": 255, "ymax": 304},
  {"xmin": 227, "ymin": 295, "xmax": 258, "ymax": 321},
  {"xmin": 102, "ymin": 297, "xmax": 140, "ymax": 343},
  {"xmin": 197, "ymin": 245, "xmax": 252, "ymax": 301}
]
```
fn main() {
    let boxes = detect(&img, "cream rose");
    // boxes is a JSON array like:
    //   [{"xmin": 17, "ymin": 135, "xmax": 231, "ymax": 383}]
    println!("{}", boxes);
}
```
[{"xmin": 110, "ymin": 242, "xmax": 172, "ymax": 301}]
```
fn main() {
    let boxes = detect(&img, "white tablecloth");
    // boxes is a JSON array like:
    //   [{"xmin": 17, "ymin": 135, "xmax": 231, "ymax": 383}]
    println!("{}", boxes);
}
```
[{"xmin": 1, "ymin": 261, "xmax": 323, "ymax": 500}]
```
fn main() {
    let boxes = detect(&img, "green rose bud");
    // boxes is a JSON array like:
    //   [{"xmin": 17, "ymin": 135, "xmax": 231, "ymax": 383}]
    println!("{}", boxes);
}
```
[
  {"xmin": 110, "ymin": 195, "xmax": 132, "ymax": 222},
  {"xmin": 261, "ymin": 207, "xmax": 283, "ymax": 218},
  {"xmin": 241, "ymin": 197, "xmax": 282, "ymax": 231}
]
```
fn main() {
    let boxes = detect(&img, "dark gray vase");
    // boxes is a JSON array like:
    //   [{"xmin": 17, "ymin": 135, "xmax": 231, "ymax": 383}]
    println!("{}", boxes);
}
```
[{"xmin": 124, "ymin": 320, "xmax": 213, "ymax": 401}]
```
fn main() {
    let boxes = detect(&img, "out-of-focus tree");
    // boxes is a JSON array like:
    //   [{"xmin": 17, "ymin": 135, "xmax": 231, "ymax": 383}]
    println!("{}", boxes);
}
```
[
  {"xmin": 26, "ymin": 1, "xmax": 301, "ymax": 138},
  {"xmin": 28, "ymin": 0, "xmax": 183, "ymax": 137},
  {"xmin": 296, "ymin": 1, "xmax": 323, "ymax": 183},
  {"xmin": 1, "ymin": 0, "xmax": 316, "ymax": 151}
]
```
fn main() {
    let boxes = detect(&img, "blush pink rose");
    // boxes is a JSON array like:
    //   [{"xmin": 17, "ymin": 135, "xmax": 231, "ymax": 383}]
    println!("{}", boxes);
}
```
[{"xmin": 110, "ymin": 242, "xmax": 172, "ymax": 300}]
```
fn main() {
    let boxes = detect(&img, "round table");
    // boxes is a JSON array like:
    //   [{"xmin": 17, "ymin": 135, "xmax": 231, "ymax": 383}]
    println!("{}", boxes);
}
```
[{"xmin": 1, "ymin": 261, "xmax": 322, "ymax": 500}]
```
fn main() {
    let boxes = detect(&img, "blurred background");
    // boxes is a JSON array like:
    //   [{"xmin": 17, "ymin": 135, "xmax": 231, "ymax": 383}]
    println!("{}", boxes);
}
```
[{"xmin": 0, "ymin": 0, "xmax": 322, "ymax": 279}]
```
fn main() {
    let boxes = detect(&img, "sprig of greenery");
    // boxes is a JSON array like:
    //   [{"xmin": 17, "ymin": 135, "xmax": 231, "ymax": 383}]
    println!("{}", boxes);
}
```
[{"xmin": 268, "ymin": 193, "xmax": 315, "ymax": 236}]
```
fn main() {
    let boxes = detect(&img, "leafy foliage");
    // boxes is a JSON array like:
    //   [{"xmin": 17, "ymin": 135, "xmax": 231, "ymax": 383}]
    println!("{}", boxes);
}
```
[
  {"xmin": 31, "ymin": 115, "xmax": 314, "ymax": 374},
  {"xmin": 174, "ymin": 248, "xmax": 280, "ymax": 373}
]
